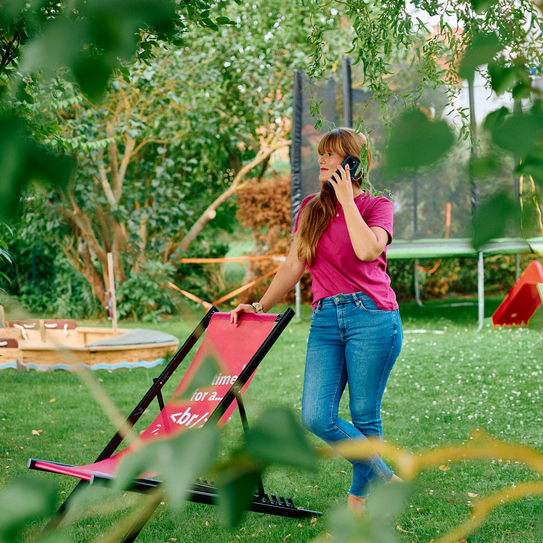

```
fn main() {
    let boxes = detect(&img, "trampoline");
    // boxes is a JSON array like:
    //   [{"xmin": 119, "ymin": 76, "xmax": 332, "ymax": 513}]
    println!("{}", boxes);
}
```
[{"xmin": 291, "ymin": 59, "xmax": 543, "ymax": 330}]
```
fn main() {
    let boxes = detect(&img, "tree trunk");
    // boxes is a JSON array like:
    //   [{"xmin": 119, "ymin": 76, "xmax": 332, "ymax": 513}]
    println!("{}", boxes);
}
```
[{"xmin": 63, "ymin": 244, "xmax": 107, "ymax": 305}]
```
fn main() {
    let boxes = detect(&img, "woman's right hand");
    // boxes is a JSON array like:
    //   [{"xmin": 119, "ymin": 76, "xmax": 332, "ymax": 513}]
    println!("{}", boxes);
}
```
[{"xmin": 229, "ymin": 304, "xmax": 256, "ymax": 326}]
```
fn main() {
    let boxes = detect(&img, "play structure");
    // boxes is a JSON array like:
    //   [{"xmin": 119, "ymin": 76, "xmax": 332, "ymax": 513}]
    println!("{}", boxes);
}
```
[
  {"xmin": 492, "ymin": 260, "xmax": 543, "ymax": 327},
  {"xmin": 29, "ymin": 307, "xmax": 320, "ymax": 541},
  {"xmin": 0, "ymin": 253, "xmax": 179, "ymax": 370},
  {"xmin": 291, "ymin": 59, "xmax": 543, "ymax": 330}
]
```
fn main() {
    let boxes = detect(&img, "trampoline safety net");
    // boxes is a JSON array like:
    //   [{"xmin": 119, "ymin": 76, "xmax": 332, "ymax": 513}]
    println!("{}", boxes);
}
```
[{"xmin": 290, "ymin": 58, "xmax": 538, "ymax": 246}]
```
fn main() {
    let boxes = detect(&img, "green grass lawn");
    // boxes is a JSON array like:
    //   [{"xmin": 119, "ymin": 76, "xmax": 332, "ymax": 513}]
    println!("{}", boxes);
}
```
[{"xmin": 1, "ymin": 297, "xmax": 543, "ymax": 542}]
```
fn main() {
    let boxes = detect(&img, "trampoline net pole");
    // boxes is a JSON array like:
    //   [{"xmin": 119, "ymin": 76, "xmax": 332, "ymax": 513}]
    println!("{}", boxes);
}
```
[
  {"xmin": 414, "ymin": 259, "xmax": 424, "ymax": 307},
  {"xmin": 296, "ymin": 281, "xmax": 301, "ymax": 319},
  {"xmin": 342, "ymin": 57, "xmax": 353, "ymax": 128},
  {"xmin": 291, "ymin": 69, "xmax": 303, "ymax": 231},
  {"xmin": 477, "ymin": 251, "xmax": 484, "ymax": 332}
]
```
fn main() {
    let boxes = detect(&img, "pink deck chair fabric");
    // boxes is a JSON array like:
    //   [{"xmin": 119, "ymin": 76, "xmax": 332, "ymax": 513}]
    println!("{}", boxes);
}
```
[{"xmin": 32, "ymin": 312, "xmax": 279, "ymax": 481}]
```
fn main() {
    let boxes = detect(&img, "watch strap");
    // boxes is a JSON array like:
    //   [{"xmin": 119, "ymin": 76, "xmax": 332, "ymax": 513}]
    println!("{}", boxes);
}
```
[{"xmin": 251, "ymin": 302, "xmax": 264, "ymax": 314}]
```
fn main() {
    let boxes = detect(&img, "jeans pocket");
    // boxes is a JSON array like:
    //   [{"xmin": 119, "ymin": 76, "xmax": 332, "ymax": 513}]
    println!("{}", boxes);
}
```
[{"xmin": 359, "ymin": 294, "xmax": 387, "ymax": 313}]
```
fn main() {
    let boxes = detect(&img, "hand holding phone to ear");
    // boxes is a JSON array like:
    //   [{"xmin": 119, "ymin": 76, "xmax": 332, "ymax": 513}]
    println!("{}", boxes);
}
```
[{"xmin": 327, "ymin": 155, "xmax": 361, "ymax": 191}]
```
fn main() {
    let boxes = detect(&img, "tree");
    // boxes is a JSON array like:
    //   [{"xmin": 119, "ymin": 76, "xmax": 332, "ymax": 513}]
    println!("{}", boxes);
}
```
[
  {"xmin": 307, "ymin": 0, "xmax": 543, "ymax": 245},
  {"xmin": 0, "ymin": 0, "xmax": 237, "ymax": 221},
  {"xmin": 11, "ymin": 0, "xmax": 323, "ymax": 305}
]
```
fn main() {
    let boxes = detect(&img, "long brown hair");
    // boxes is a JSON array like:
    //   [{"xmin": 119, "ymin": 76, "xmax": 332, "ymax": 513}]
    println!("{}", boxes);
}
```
[{"xmin": 295, "ymin": 128, "xmax": 372, "ymax": 266}]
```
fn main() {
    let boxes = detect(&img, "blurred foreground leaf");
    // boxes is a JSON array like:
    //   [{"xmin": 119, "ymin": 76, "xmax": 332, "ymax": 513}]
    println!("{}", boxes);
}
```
[
  {"xmin": 482, "ymin": 106, "xmax": 510, "ymax": 133},
  {"xmin": 73, "ymin": 53, "xmax": 114, "ymax": 102},
  {"xmin": 327, "ymin": 483, "xmax": 414, "ymax": 543},
  {"xmin": 384, "ymin": 109, "xmax": 454, "ymax": 172},
  {"xmin": 19, "ymin": 0, "xmax": 177, "ymax": 100},
  {"xmin": 458, "ymin": 32, "xmax": 502, "ymax": 82},
  {"xmin": 0, "ymin": 477, "xmax": 69, "ymax": 543},
  {"xmin": 245, "ymin": 407, "xmax": 317, "ymax": 470},
  {"xmin": 19, "ymin": 18, "xmax": 89, "ymax": 76},
  {"xmin": 488, "ymin": 59, "xmax": 531, "ymax": 96},
  {"xmin": 516, "ymin": 155, "xmax": 543, "ymax": 189},
  {"xmin": 470, "ymin": 0, "xmax": 499, "ymax": 14},
  {"xmin": 217, "ymin": 407, "xmax": 317, "ymax": 527},
  {"xmin": 217, "ymin": 462, "xmax": 263, "ymax": 527},
  {"xmin": 176, "ymin": 355, "xmax": 222, "ymax": 400},
  {"xmin": 63, "ymin": 479, "xmax": 121, "ymax": 516},
  {"xmin": 469, "ymin": 154, "xmax": 502, "ymax": 179},
  {"xmin": 472, "ymin": 191, "xmax": 520, "ymax": 250},
  {"xmin": 0, "ymin": 115, "xmax": 71, "ymax": 220},
  {"xmin": 491, "ymin": 109, "xmax": 543, "ymax": 159},
  {"xmin": 114, "ymin": 426, "xmax": 219, "ymax": 509}
]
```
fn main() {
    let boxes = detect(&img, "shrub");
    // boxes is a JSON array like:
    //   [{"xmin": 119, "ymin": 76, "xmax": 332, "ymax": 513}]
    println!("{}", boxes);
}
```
[
  {"xmin": 235, "ymin": 174, "xmax": 313, "ymax": 305},
  {"xmin": 116, "ymin": 261, "xmax": 178, "ymax": 323},
  {"xmin": 173, "ymin": 240, "xmax": 231, "ymax": 306}
]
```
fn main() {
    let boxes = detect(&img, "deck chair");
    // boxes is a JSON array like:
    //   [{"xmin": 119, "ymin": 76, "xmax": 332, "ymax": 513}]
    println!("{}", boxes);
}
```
[{"xmin": 29, "ymin": 307, "xmax": 320, "ymax": 541}]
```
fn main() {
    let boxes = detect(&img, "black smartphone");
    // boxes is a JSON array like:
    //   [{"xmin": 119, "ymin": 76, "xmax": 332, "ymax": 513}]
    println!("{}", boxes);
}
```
[{"xmin": 327, "ymin": 155, "xmax": 361, "ymax": 190}]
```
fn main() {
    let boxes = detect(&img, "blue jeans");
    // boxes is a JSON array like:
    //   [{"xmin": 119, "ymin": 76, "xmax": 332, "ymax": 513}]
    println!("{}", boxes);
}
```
[{"xmin": 301, "ymin": 291, "xmax": 402, "ymax": 498}]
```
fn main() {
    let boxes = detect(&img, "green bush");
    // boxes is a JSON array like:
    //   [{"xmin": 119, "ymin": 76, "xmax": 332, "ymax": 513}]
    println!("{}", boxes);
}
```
[
  {"xmin": 116, "ymin": 261, "xmax": 178, "ymax": 323},
  {"xmin": 0, "ymin": 236, "xmax": 102, "ymax": 319},
  {"xmin": 173, "ymin": 240, "xmax": 230, "ymax": 305}
]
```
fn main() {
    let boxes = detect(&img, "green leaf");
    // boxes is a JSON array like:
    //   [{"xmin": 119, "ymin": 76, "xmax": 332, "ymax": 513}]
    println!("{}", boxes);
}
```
[
  {"xmin": 471, "ymin": 0, "xmax": 499, "ymax": 14},
  {"xmin": 217, "ymin": 463, "xmax": 262, "ymax": 527},
  {"xmin": 19, "ymin": 18, "xmax": 89, "ymax": 76},
  {"xmin": 74, "ymin": 54, "xmax": 112, "ymax": 102},
  {"xmin": 214, "ymin": 407, "xmax": 317, "ymax": 527},
  {"xmin": 62, "ymin": 480, "xmax": 119, "ymax": 515},
  {"xmin": 245, "ymin": 407, "xmax": 317, "ymax": 470},
  {"xmin": 384, "ymin": 109, "xmax": 455, "ymax": 172},
  {"xmin": 469, "ymin": 154, "xmax": 501, "ymax": 179},
  {"xmin": 114, "ymin": 426, "xmax": 219, "ymax": 510},
  {"xmin": 0, "ymin": 477, "xmax": 62, "ymax": 543},
  {"xmin": 515, "ymin": 156, "xmax": 543, "ymax": 189},
  {"xmin": 366, "ymin": 481, "xmax": 413, "ymax": 519},
  {"xmin": 512, "ymin": 81, "xmax": 533, "ymax": 100},
  {"xmin": 327, "ymin": 483, "xmax": 414, "ymax": 543},
  {"xmin": 482, "ymin": 106, "xmax": 510, "ymax": 133},
  {"xmin": 15, "ymin": 83, "xmax": 34, "ymax": 104},
  {"xmin": 458, "ymin": 32, "xmax": 502, "ymax": 81},
  {"xmin": 0, "ymin": 116, "xmax": 72, "ymax": 220},
  {"xmin": 488, "ymin": 63, "xmax": 518, "ymax": 96},
  {"xmin": 491, "ymin": 111, "xmax": 543, "ymax": 158},
  {"xmin": 472, "ymin": 191, "xmax": 520, "ymax": 250},
  {"xmin": 175, "ymin": 355, "xmax": 222, "ymax": 400},
  {"xmin": 216, "ymin": 16, "xmax": 234, "ymax": 25}
]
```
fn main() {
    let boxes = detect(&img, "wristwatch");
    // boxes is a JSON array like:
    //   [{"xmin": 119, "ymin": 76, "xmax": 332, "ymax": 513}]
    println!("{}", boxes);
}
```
[{"xmin": 251, "ymin": 302, "xmax": 264, "ymax": 314}]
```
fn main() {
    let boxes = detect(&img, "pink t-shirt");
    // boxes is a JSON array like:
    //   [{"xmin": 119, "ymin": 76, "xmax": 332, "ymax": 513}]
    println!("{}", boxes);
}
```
[{"xmin": 294, "ymin": 192, "xmax": 398, "ymax": 311}]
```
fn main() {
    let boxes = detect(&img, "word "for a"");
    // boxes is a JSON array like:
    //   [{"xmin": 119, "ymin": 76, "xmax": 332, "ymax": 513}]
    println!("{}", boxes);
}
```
[{"xmin": 190, "ymin": 389, "xmax": 223, "ymax": 402}]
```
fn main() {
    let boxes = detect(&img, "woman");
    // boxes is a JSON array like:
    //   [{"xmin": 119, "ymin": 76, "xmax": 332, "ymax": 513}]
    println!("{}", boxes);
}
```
[{"xmin": 230, "ymin": 127, "xmax": 402, "ymax": 513}]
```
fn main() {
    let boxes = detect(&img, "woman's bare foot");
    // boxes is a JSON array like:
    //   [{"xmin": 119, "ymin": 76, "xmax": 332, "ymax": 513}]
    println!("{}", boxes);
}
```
[
  {"xmin": 347, "ymin": 494, "xmax": 366, "ymax": 515},
  {"xmin": 390, "ymin": 474, "xmax": 403, "ymax": 483}
]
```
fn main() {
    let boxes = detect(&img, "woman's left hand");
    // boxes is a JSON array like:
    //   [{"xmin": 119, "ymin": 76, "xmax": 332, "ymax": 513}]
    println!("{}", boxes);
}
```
[{"xmin": 329, "ymin": 163, "xmax": 354, "ymax": 205}]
